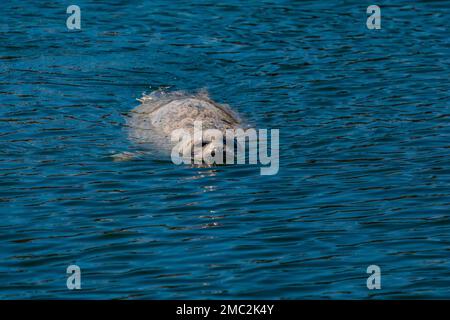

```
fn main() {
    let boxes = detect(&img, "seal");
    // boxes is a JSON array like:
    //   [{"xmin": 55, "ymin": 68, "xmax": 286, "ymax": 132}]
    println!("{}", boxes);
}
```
[{"xmin": 114, "ymin": 90, "xmax": 245, "ymax": 164}]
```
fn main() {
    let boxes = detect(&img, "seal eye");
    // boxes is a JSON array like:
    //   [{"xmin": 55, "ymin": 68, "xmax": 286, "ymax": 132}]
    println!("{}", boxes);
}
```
[{"xmin": 202, "ymin": 141, "xmax": 209, "ymax": 147}]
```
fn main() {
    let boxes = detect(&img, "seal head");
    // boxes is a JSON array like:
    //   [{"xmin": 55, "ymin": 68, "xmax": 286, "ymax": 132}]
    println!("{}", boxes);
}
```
[{"xmin": 121, "ymin": 90, "xmax": 245, "ymax": 164}]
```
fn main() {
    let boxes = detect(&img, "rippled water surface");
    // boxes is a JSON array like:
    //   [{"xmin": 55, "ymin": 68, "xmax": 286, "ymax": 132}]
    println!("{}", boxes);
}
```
[{"xmin": 1, "ymin": 0, "xmax": 450, "ymax": 299}]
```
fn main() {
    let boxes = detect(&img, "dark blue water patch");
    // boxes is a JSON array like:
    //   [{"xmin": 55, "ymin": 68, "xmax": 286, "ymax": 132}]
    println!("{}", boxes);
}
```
[{"xmin": 1, "ymin": 0, "xmax": 450, "ymax": 299}]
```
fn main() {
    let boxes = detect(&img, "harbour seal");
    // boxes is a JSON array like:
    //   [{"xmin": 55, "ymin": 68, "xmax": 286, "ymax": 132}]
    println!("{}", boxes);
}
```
[{"xmin": 114, "ymin": 90, "xmax": 245, "ymax": 164}]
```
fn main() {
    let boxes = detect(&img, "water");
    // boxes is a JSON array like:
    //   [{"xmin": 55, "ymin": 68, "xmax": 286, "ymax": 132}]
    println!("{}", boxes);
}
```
[{"xmin": 1, "ymin": 0, "xmax": 450, "ymax": 299}]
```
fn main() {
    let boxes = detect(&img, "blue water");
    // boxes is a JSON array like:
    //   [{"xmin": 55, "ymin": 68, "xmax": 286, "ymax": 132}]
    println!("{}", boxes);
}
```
[{"xmin": 1, "ymin": 0, "xmax": 450, "ymax": 299}]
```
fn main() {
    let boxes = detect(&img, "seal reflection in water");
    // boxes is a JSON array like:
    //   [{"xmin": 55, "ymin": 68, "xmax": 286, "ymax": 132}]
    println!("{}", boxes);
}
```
[{"xmin": 116, "ymin": 90, "xmax": 246, "ymax": 165}]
